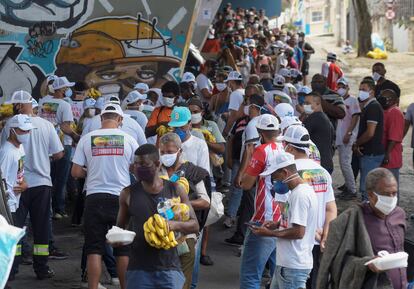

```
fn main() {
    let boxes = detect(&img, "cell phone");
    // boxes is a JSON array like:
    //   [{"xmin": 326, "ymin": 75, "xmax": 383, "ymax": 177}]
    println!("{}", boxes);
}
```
[{"xmin": 245, "ymin": 221, "xmax": 262, "ymax": 228}]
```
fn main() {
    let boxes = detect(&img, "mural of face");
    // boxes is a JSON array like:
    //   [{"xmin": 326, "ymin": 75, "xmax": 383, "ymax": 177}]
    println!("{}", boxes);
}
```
[
  {"xmin": 0, "ymin": 44, "xmax": 39, "ymax": 103},
  {"xmin": 0, "ymin": 0, "xmax": 92, "ymax": 32},
  {"xmin": 55, "ymin": 16, "xmax": 180, "ymax": 98}
]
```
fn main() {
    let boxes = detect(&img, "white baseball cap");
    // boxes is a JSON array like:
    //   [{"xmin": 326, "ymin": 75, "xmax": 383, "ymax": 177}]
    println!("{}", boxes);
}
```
[
  {"xmin": 47, "ymin": 74, "xmax": 58, "ymax": 83},
  {"xmin": 101, "ymin": 103, "xmax": 124, "ymax": 117},
  {"xmin": 7, "ymin": 90, "xmax": 33, "ymax": 104},
  {"xmin": 125, "ymin": 91, "xmax": 146, "ymax": 105},
  {"xmin": 279, "ymin": 125, "xmax": 311, "ymax": 145},
  {"xmin": 181, "ymin": 72, "xmax": 196, "ymax": 83},
  {"xmin": 273, "ymin": 74, "xmax": 286, "ymax": 86},
  {"xmin": 337, "ymin": 77, "xmax": 349, "ymax": 86},
  {"xmin": 280, "ymin": 116, "xmax": 302, "ymax": 131},
  {"xmin": 52, "ymin": 76, "xmax": 75, "ymax": 90},
  {"xmin": 260, "ymin": 151, "xmax": 296, "ymax": 176},
  {"xmin": 95, "ymin": 97, "xmax": 105, "ymax": 110},
  {"xmin": 105, "ymin": 95, "xmax": 121, "ymax": 105},
  {"xmin": 248, "ymin": 39, "xmax": 256, "ymax": 47},
  {"xmin": 275, "ymin": 103, "xmax": 294, "ymax": 119},
  {"xmin": 298, "ymin": 86, "xmax": 312, "ymax": 95},
  {"xmin": 255, "ymin": 114, "xmax": 280, "ymax": 131},
  {"xmin": 327, "ymin": 52, "xmax": 337, "ymax": 60},
  {"xmin": 224, "ymin": 71, "xmax": 243, "ymax": 82},
  {"xmin": 134, "ymin": 83, "xmax": 150, "ymax": 92},
  {"xmin": 290, "ymin": 69, "xmax": 302, "ymax": 78},
  {"xmin": 279, "ymin": 68, "xmax": 291, "ymax": 78},
  {"xmin": 83, "ymin": 98, "xmax": 96, "ymax": 110},
  {"xmin": 9, "ymin": 114, "xmax": 33, "ymax": 131}
]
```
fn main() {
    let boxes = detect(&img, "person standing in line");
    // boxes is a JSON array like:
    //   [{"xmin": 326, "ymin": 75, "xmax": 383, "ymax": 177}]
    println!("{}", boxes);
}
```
[
  {"xmin": 298, "ymin": 32, "xmax": 315, "ymax": 85},
  {"xmin": 71, "ymin": 103, "xmax": 139, "ymax": 289},
  {"xmin": 252, "ymin": 152, "xmax": 318, "ymax": 289},
  {"xmin": 352, "ymin": 79, "xmax": 384, "ymax": 201},
  {"xmin": 321, "ymin": 53, "xmax": 343, "ymax": 91},
  {"xmin": 372, "ymin": 62, "xmax": 401, "ymax": 99},
  {"xmin": 335, "ymin": 78, "xmax": 361, "ymax": 199},
  {"xmin": 222, "ymin": 71, "xmax": 245, "ymax": 138}
]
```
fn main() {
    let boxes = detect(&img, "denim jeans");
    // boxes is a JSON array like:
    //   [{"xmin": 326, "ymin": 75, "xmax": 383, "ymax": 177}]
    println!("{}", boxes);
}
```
[
  {"xmin": 126, "ymin": 269, "xmax": 185, "ymax": 289},
  {"xmin": 240, "ymin": 229, "xmax": 276, "ymax": 289},
  {"xmin": 359, "ymin": 154, "xmax": 384, "ymax": 200},
  {"xmin": 227, "ymin": 160, "xmax": 243, "ymax": 218},
  {"xmin": 52, "ymin": 145, "xmax": 72, "ymax": 213},
  {"xmin": 190, "ymin": 230, "xmax": 203, "ymax": 289},
  {"xmin": 271, "ymin": 266, "xmax": 311, "ymax": 289}
]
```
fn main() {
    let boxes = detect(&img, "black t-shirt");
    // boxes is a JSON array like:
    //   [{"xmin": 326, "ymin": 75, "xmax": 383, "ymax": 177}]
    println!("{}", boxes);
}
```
[
  {"xmin": 231, "ymin": 116, "xmax": 249, "ymax": 160},
  {"xmin": 299, "ymin": 41, "xmax": 314, "ymax": 60},
  {"xmin": 375, "ymin": 79, "xmax": 401, "ymax": 98},
  {"xmin": 357, "ymin": 99, "xmax": 384, "ymax": 155},
  {"xmin": 303, "ymin": 111, "xmax": 334, "ymax": 171}
]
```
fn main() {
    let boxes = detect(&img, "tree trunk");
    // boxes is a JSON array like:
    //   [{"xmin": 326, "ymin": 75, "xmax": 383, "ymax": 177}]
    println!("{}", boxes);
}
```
[{"xmin": 352, "ymin": 0, "xmax": 373, "ymax": 57}]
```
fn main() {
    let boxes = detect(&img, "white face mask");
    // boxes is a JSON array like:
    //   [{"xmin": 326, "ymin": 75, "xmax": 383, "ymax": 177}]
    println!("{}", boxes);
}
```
[
  {"xmin": 374, "ymin": 192, "xmax": 397, "ymax": 215},
  {"xmin": 191, "ymin": 112, "xmax": 203, "ymax": 124},
  {"xmin": 87, "ymin": 108, "xmax": 96, "ymax": 117},
  {"xmin": 160, "ymin": 152, "xmax": 179, "ymax": 167},
  {"xmin": 163, "ymin": 97, "xmax": 175, "ymax": 107},
  {"xmin": 13, "ymin": 129, "xmax": 30, "ymax": 144},
  {"xmin": 244, "ymin": 105, "xmax": 250, "ymax": 116},
  {"xmin": 48, "ymin": 84, "xmax": 55, "ymax": 94},
  {"xmin": 216, "ymin": 83, "xmax": 227, "ymax": 92},
  {"xmin": 303, "ymin": 104, "xmax": 313, "ymax": 114},
  {"xmin": 372, "ymin": 72, "xmax": 382, "ymax": 82},
  {"xmin": 337, "ymin": 88, "xmax": 347, "ymax": 97},
  {"xmin": 358, "ymin": 90, "xmax": 370, "ymax": 102}
]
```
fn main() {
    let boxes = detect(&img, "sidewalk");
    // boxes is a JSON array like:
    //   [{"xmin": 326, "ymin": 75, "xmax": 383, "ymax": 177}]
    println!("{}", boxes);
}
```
[{"xmin": 309, "ymin": 35, "xmax": 414, "ymax": 109}]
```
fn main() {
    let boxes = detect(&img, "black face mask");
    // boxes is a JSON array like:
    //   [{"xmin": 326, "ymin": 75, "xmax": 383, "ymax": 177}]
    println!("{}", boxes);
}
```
[
  {"xmin": 377, "ymin": 96, "xmax": 390, "ymax": 109},
  {"xmin": 135, "ymin": 165, "xmax": 157, "ymax": 182}
]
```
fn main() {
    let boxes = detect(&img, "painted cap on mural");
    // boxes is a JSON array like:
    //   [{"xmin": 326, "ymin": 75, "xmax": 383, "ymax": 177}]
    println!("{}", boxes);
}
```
[{"xmin": 52, "ymin": 77, "xmax": 75, "ymax": 90}]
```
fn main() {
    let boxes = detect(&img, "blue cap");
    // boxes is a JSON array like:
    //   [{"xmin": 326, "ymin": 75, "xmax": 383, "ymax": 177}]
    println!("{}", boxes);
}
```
[
  {"xmin": 83, "ymin": 98, "xmax": 96, "ymax": 109},
  {"xmin": 168, "ymin": 106, "xmax": 191, "ymax": 127}
]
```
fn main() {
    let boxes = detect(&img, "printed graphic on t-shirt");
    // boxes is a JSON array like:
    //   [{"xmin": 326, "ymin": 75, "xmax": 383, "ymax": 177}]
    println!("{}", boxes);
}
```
[
  {"xmin": 299, "ymin": 169, "xmax": 328, "ymax": 193},
  {"xmin": 41, "ymin": 102, "xmax": 59, "ymax": 125},
  {"xmin": 307, "ymin": 144, "xmax": 321, "ymax": 163},
  {"xmin": 280, "ymin": 202, "xmax": 289, "ymax": 229},
  {"xmin": 91, "ymin": 135, "xmax": 125, "ymax": 156},
  {"xmin": 16, "ymin": 156, "xmax": 25, "ymax": 184}
]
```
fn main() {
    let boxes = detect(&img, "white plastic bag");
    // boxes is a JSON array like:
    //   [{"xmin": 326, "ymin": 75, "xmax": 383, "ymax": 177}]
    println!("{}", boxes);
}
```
[
  {"xmin": 205, "ymin": 192, "xmax": 224, "ymax": 227},
  {"xmin": 0, "ymin": 215, "xmax": 25, "ymax": 288}
]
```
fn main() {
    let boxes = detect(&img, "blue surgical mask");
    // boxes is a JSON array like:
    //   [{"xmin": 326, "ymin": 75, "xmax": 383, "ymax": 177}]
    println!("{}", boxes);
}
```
[
  {"xmin": 272, "ymin": 180, "xmax": 289, "ymax": 196},
  {"xmin": 175, "ymin": 128, "xmax": 188, "ymax": 142},
  {"xmin": 65, "ymin": 88, "xmax": 73, "ymax": 98}
]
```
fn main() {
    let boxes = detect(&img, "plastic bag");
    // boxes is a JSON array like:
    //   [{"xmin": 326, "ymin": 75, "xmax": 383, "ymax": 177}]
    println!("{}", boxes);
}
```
[
  {"xmin": 0, "ymin": 215, "xmax": 25, "ymax": 288},
  {"xmin": 205, "ymin": 192, "xmax": 224, "ymax": 227}
]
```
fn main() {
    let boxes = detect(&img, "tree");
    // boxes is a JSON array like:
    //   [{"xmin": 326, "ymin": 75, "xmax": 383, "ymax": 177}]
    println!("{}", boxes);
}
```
[{"xmin": 352, "ymin": 0, "xmax": 373, "ymax": 56}]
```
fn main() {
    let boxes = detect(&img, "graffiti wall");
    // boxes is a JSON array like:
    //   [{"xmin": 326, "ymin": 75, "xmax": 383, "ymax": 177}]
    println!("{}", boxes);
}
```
[{"xmin": 0, "ymin": 0, "xmax": 200, "ymax": 102}]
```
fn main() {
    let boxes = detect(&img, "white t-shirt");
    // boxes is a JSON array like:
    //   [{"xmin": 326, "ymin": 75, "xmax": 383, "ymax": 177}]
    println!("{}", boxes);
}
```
[
  {"xmin": 283, "ymin": 83, "xmax": 298, "ymax": 115},
  {"xmin": 72, "ymin": 128, "xmax": 139, "ymax": 196},
  {"xmin": 295, "ymin": 158, "xmax": 335, "ymax": 244},
  {"xmin": 264, "ymin": 89, "xmax": 292, "ymax": 107},
  {"xmin": 1, "ymin": 116, "xmax": 64, "ymax": 187},
  {"xmin": 181, "ymin": 135, "xmax": 211, "ymax": 175},
  {"xmin": 196, "ymin": 73, "xmax": 214, "ymax": 103},
  {"xmin": 240, "ymin": 116, "xmax": 260, "ymax": 161},
  {"xmin": 277, "ymin": 183, "xmax": 317, "ymax": 269},
  {"xmin": 335, "ymin": 95, "xmax": 360, "ymax": 146},
  {"xmin": 39, "ymin": 95, "xmax": 74, "ymax": 145},
  {"xmin": 0, "ymin": 142, "xmax": 25, "ymax": 212},
  {"xmin": 123, "ymin": 110, "xmax": 148, "ymax": 131},
  {"xmin": 82, "ymin": 114, "xmax": 147, "ymax": 146},
  {"xmin": 228, "ymin": 88, "xmax": 245, "ymax": 111}
]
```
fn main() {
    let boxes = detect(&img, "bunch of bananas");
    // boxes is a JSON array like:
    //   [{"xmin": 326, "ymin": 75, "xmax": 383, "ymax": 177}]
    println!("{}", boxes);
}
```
[
  {"xmin": 0, "ymin": 104, "xmax": 13, "ymax": 119},
  {"xmin": 156, "ymin": 125, "xmax": 174, "ymax": 137},
  {"xmin": 172, "ymin": 203, "xmax": 190, "ymax": 221},
  {"xmin": 160, "ymin": 175, "xmax": 190, "ymax": 194},
  {"xmin": 86, "ymin": 88, "xmax": 102, "ymax": 99},
  {"xmin": 194, "ymin": 128, "xmax": 216, "ymax": 143},
  {"xmin": 143, "ymin": 214, "xmax": 178, "ymax": 250}
]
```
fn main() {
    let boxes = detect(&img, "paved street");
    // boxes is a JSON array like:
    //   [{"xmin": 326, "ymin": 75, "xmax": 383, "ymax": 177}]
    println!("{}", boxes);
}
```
[{"xmin": 9, "ymin": 37, "xmax": 414, "ymax": 289}]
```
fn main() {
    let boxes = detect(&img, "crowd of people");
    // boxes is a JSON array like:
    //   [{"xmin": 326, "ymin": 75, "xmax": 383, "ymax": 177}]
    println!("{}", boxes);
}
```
[{"xmin": 0, "ymin": 3, "xmax": 411, "ymax": 289}]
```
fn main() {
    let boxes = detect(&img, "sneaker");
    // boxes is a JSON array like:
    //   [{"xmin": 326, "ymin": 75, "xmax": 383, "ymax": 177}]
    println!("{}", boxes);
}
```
[
  {"xmin": 337, "ymin": 184, "xmax": 347, "ymax": 191},
  {"xmin": 200, "ymin": 255, "xmax": 214, "ymax": 266},
  {"xmin": 36, "ymin": 269, "xmax": 55, "ymax": 280},
  {"xmin": 225, "ymin": 234, "xmax": 244, "ymax": 246},
  {"xmin": 111, "ymin": 277, "xmax": 120, "ymax": 286},
  {"xmin": 223, "ymin": 216, "xmax": 235, "ymax": 228},
  {"xmin": 52, "ymin": 213, "xmax": 63, "ymax": 220},
  {"xmin": 337, "ymin": 191, "xmax": 357, "ymax": 201},
  {"xmin": 49, "ymin": 248, "xmax": 69, "ymax": 260}
]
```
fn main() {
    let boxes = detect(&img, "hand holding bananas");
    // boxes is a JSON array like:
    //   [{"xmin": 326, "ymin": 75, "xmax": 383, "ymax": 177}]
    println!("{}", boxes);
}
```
[{"xmin": 143, "ymin": 214, "xmax": 179, "ymax": 250}]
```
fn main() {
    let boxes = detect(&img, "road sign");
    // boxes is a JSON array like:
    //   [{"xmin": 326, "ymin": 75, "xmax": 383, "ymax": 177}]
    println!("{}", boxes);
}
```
[{"xmin": 385, "ymin": 9, "xmax": 395, "ymax": 20}]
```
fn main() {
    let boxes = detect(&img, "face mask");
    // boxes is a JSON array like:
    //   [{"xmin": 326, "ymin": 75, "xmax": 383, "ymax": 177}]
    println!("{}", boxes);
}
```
[
  {"xmin": 282, "ymin": 172, "xmax": 299, "ymax": 183},
  {"xmin": 377, "ymin": 95, "xmax": 389, "ymax": 109},
  {"xmin": 48, "ymin": 84, "xmax": 55, "ymax": 94},
  {"xmin": 272, "ymin": 181, "xmax": 289, "ymax": 195},
  {"xmin": 87, "ymin": 108, "xmax": 96, "ymax": 117},
  {"xmin": 358, "ymin": 90, "xmax": 370, "ymax": 102},
  {"xmin": 175, "ymin": 128, "xmax": 188, "ymax": 142},
  {"xmin": 135, "ymin": 166, "xmax": 157, "ymax": 182},
  {"xmin": 311, "ymin": 83, "xmax": 325, "ymax": 93},
  {"xmin": 216, "ymin": 83, "xmax": 227, "ymax": 92},
  {"xmin": 160, "ymin": 152, "xmax": 179, "ymax": 168},
  {"xmin": 303, "ymin": 104, "xmax": 313, "ymax": 114},
  {"xmin": 191, "ymin": 113, "xmax": 203, "ymax": 124},
  {"xmin": 65, "ymin": 88, "xmax": 73, "ymax": 98},
  {"xmin": 12, "ymin": 129, "xmax": 30, "ymax": 144},
  {"xmin": 374, "ymin": 192, "xmax": 397, "ymax": 215},
  {"xmin": 244, "ymin": 105, "xmax": 250, "ymax": 116},
  {"xmin": 163, "ymin": 97, "xmax": 175, "ymax": 107},
  {"xmin": 372, "ymin": 72, "xmax": 382, "ymax": 82},
  {"xmin": 337, "ymin": 88, "xmax": 347, "ymax": 97}
]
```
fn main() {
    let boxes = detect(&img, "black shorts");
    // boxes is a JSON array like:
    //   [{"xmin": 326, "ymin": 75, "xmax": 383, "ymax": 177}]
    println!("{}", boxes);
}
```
[
  {"xmin": 84, "ymin": 193, "xmax": 129, "ymax": 256},
  {"xmin": 301, "ymin": 60, "xmax": 310, "ymax": 75}
]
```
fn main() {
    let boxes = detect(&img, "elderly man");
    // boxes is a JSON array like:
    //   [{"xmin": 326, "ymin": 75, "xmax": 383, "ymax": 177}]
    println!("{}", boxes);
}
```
[{"xmin": 317, "ymin": 168, "xmax": 407, "ymax": 289}]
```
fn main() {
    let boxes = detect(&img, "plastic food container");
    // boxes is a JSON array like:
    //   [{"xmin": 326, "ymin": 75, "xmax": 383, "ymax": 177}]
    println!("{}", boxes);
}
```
[
  {"xmin": 364, "ymin": 250, "xmax": 408, "ymax": 270},
  {"xmin": 106, "ymin": 226, "xmax": 136, "ymax": 245}
]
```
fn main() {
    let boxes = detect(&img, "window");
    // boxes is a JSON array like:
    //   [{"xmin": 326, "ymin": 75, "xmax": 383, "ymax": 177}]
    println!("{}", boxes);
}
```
[{"xmin": 311, "ymin": 11, "xmax": 323, "ymax": 22}]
